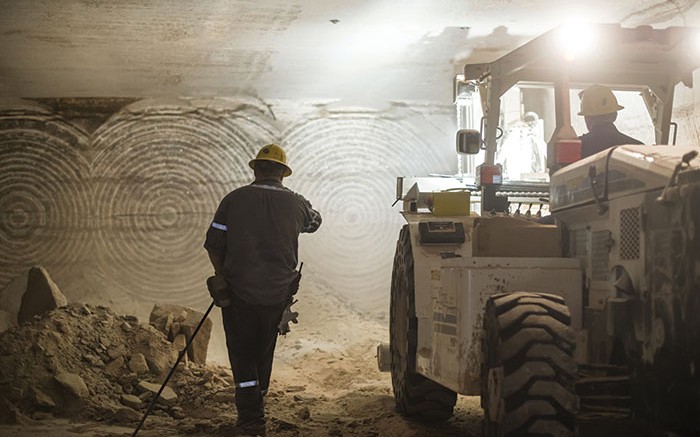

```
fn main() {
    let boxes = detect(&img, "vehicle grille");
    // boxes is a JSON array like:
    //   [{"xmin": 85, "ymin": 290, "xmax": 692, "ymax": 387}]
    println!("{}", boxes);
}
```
[{"xmin": 620, "ymin": 208, "xmax": 641, "ymax": 260}]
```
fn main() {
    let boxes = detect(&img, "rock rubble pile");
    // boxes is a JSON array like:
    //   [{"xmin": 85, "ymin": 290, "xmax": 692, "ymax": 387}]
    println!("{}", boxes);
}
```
[{"xmin": 0, "ymin": 302, "xmax": 236, "ymax": 430}]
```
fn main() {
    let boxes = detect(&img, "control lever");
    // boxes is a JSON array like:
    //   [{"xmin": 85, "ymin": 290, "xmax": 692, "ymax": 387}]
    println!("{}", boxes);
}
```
[{"xmin": 657, "ymin": 150, "xmax": 698, "ymax": 203}]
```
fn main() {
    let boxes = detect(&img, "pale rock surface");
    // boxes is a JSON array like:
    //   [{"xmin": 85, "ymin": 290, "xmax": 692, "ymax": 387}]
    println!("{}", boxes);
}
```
[
  {"xmin": 113, "ymin": 407, "xmax": 141, "ymax": 423},
  {"xmin": 149, "ymin": 304, "xmax": 212, "ymax": 365},
  {"xmin": 137, "ymin": 380, "xmax": 177, "ymax": 405},
  {"xmin": 54, "ymin": 373, "xmax": 89, "ymax": 399},
  {"xmin": 120, "ymin": 394, "xmax": 142, "ymax": 409},
  {"xmin": 128, "ymin": 353, "xmax": 149, "ymax": 375}
]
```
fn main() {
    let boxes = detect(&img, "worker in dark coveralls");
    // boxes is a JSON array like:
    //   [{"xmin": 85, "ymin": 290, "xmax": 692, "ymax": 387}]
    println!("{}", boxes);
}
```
[
  {"xmin": 204, "ymin": 143, "xmax": 321, "ymax": 436},
  {"xmin": 578, "ymin": 84, "xmax": 642, "ymax": 158}
]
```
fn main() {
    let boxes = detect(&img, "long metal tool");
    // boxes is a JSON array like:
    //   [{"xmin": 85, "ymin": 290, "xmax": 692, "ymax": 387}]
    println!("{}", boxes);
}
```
[{"xmin": 131, "ymin": 301, "xmax": 216, "ymax": 437}]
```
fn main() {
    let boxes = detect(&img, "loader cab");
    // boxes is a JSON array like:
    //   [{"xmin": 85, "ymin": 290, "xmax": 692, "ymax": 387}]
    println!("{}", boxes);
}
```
[
  {"xmin": 455, "ymin": 23, "xmax": 700, "ymax": 213},
  {"xmin": 457, "ymin": 83, "xmax": 655, "ymax": 171}
]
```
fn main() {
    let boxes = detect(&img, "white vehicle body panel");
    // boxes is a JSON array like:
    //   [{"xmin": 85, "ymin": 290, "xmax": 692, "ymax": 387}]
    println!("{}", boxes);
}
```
[{"xmin": 404, "ymin": 215, "xmax": 582, "ymax": 395}]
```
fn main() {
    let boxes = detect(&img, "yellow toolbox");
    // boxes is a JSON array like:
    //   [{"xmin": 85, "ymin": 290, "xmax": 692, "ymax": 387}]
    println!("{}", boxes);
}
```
[{"xmin": 432, "ymin": 189, "xmax": 471, "ymax": 216}]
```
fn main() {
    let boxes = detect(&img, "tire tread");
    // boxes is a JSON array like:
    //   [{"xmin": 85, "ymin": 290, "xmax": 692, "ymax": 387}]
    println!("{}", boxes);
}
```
[
  {"xmin": 483, "ymin": 292, "xmax": 578, "ymax": 437},
  {"xmin": 390, "ymin": 225, "xmax": 456, "ymax": 423}
]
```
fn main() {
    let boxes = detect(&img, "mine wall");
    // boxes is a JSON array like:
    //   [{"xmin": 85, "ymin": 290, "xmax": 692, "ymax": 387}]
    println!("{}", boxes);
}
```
[{"xmin": 0, "ymin": 96, "xmax": 457, "ymax": 363}]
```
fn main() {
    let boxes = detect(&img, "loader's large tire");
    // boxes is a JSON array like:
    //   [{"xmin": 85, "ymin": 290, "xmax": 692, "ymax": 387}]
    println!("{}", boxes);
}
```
[
  {"xmin": 390, "ymin": 225, "xmax": 457, "ymax": 422},
  {"xmin": 481, "ymin": 292, "xmax": 578, "ymax": 437}
]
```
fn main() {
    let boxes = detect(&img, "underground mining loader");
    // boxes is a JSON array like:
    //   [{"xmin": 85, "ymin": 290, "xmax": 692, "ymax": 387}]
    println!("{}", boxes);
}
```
[{"xmin": 379, "ymin": 24, "xmax": 700, "ymax": 435}]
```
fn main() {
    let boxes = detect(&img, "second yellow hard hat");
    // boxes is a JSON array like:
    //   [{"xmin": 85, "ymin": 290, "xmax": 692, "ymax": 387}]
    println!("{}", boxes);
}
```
[{"xmin": 578, "ymin": 85, "xmax": 624, "ymax": 116}]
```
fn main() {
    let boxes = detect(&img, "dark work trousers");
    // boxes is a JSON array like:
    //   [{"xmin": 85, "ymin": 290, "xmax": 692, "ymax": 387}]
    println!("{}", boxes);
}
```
[{"xmin": 221, "ymin": 295, "xmax": 286, "ymax": 427}]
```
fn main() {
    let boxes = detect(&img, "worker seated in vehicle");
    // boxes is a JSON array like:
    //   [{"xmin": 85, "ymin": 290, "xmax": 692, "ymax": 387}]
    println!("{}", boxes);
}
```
[{"xmin": 578, "ymin": 84, "xmax": 642, "ymax": 158}]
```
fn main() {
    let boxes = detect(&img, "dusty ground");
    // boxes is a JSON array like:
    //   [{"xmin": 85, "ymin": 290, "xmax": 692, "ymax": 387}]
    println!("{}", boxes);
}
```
[{"xmin": 0, "ymin": 280, "xmax": 681, "ymax": 437}]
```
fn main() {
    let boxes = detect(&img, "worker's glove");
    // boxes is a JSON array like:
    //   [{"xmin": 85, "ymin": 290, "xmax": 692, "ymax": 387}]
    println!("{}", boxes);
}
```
[
  {"xmin": 206, "ymin": 274, "xmax": 232, "ymax": 308},
  {"xmin": 277, "ymin": 299, "xmax": 299, "ymax": 336}
]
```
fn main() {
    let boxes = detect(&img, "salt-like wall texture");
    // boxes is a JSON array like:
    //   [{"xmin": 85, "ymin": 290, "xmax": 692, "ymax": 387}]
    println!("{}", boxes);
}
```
[{"xmin": 0, "ymin": 98, "xmax": 456, "ymax": 321}]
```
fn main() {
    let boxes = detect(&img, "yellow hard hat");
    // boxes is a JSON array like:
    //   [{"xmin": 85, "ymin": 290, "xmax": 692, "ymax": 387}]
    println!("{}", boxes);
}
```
[
  {"xmin": 578, "ymin": 85, "xmax": 624, "ymax": 116},
  {"xmin": 248, "ymin": 143, "xmax": 292, "ymax": 176}
]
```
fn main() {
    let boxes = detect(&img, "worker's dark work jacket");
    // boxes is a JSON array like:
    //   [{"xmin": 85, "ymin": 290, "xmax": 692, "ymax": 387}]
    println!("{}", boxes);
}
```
[
  {"xmin": 204, "ymin": 180, "xmax": 322, "ymax": 305},
  {"xmin": 579, "ymin": 123, "xmax": 643, "ymax": 158}
]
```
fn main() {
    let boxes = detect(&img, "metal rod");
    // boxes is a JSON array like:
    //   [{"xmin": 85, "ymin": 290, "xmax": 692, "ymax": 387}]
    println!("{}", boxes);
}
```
[{"xmin": 131, "ymin": 301, "xmax": 216, "ymax": 437}]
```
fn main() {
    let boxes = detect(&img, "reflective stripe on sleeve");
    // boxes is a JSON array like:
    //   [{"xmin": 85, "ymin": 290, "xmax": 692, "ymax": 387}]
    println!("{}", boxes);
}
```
[
  {"xmin": 211, "ymin": 222, "xmax": 228, "ymax": 231},
  {"xmin": 236, "ymin": 380, "xmax": 258, "ymax": 388}
]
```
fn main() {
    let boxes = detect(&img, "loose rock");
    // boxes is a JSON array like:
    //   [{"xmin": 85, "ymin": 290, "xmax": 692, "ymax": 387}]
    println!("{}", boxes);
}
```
[
  {"xmin": 150, "ymin": 304, "xmax": 212, "ymax": 365},
  {"xmin": 54, "ymin": 373, "xmax": 89, "ymax": 399},
  {"xmin": 137, "ymin": 380, "xmax": 178, "ymax": 406},
  {"xmin": 17, "ymin": 266, "xmax": 68, "ymax": 325},
  {"xmin": 105, "ymin": 356, "xmax": 125, "ymax": 377},
  {"xmin": 128, "ymin": 353, "xmax": 149, "ymax": 375},
  {"xmin": 113, "ymin": 407, "xmax": 141, "ymax": 424},
  {"xmin": 212, "ymin": 390, "xmax": 236, "ymax": 403},
  {"xmin": 120, "ymin": 394, "xmax": 142, "ymax": 409}
]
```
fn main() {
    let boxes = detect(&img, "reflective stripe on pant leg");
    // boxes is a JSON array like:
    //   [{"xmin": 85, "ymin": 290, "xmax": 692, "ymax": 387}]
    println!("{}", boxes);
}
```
[
  {"xmin": 236, "ymin": 380, "xmax": 259, "ymax": 389},
  {"xmin": 235, "ymin": 382, "xmax": 264, "ymax": 427}
]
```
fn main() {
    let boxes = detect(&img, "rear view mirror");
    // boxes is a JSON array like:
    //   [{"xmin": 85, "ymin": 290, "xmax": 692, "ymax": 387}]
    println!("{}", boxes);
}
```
[{"xmin": 456, "ymin": 129, "xmax": 481, "ymax": 154}]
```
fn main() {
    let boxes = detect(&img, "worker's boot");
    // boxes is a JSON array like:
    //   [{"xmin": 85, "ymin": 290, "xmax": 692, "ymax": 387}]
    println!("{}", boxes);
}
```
[
  {"xmin": 235, "ymin": 422, "xmax": 266, "ymax": 436},
  {"xmin": 235, "ymin": 385, "xmax": 265, "ymax": 436}
]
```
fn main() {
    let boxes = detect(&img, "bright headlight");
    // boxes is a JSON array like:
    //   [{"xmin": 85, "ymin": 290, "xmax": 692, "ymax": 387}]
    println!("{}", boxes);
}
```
[{"xmin": 558, "ymin": 22, "xmax": 597, "ymax": 61}]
